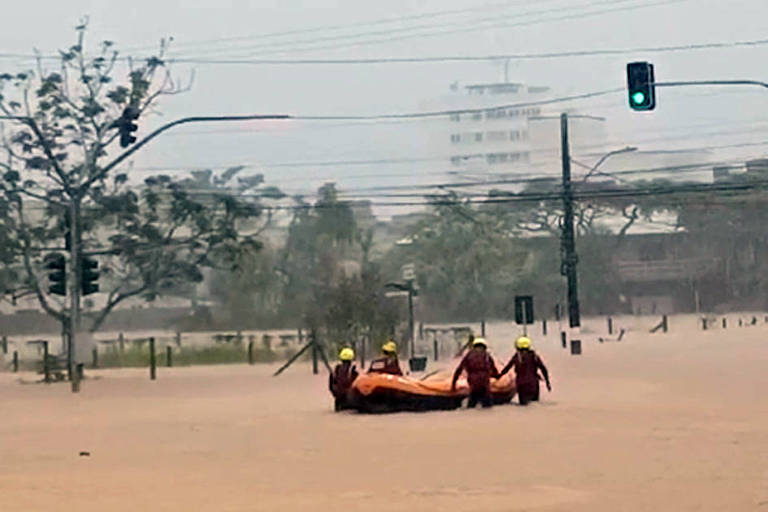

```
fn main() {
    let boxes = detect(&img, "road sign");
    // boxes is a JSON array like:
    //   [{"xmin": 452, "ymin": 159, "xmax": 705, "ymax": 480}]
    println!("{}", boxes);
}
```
[
  {"xmin": 401, "ymin": 263, "xmax": 416, "ymax": 281},
  {"xmin": 514, "ymin": 295, "xmax": 534, "ymax": 325}
]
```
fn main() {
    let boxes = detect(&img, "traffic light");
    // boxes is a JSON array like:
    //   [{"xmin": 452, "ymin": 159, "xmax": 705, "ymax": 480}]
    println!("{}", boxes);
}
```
[
  {"xmin": 626, "ymin": 61, "xmax": 656, "ymax": 111},
  {"xmin": 80, "ymin": 256, "xmax": 99, "ymax": 296},
  {"xmin": 44, "ymin": 253, "xmax": 67, "ymax": 296},
  {"xmin": 118, "ymin": 106, "xmax": 139, "ymax": 148}
]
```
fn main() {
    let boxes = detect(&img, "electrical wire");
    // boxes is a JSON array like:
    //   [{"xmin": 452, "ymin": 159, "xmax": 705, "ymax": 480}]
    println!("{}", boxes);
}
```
[
  {"xmin": 167, "ymin": 0, "xmax": 646, "ymax": 59},
  {"xmin": 204, "ymin": 0, "xmax": 690, "ymax": 58},
  {"xmin": 160, "ymin": 38, "xmax": 768, "ymax": 65}
]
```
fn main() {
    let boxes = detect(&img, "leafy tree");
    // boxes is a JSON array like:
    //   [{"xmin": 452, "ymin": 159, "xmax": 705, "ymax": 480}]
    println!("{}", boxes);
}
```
[{"xmin": 0, "ymin": 24, "xmax": 270, "ymax": 332}]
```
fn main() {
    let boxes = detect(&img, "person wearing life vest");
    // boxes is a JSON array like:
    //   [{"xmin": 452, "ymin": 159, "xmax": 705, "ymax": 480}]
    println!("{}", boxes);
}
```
[
  {"xmin": 329, "ymin": 347, "xmax": 359, "ymax": 411},
  {"xmin": 451, "ymin": 338, "xmax": 500, "ymax": 408},
  {"xmin": 499, "ymin": 336, "xmax": 551, "ymax": 405},
  {"xmin": 367, "ymin": 341, "xmax": 403, "ymax": 376}
]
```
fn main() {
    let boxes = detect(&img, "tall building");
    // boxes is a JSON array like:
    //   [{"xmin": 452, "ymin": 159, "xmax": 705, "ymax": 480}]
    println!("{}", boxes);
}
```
[{"xmin": 428, "ymin": 81, "xmax": 606, "ymax": 184}]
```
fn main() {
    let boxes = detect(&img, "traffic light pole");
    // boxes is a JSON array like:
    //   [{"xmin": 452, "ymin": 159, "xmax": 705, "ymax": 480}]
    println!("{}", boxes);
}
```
[
  {"xmin": 68, "ymin": 194, "xmax": 80, "ymax": 392},
  {"xmin": 560, "ymin": 113, "xmax": 580, "ymax": 329}
]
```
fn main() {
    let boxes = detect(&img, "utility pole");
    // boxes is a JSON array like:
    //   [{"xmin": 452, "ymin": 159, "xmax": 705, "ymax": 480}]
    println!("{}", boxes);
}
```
[{"xmin": 560, "ymin": 113, "xmax": 580, "ymax": 329}]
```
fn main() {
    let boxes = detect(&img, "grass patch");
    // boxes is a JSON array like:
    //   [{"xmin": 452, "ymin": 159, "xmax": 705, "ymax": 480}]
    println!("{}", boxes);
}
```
[{"xmin": 98, "ymin": 344, "xmax": 281, "ymax": 369}]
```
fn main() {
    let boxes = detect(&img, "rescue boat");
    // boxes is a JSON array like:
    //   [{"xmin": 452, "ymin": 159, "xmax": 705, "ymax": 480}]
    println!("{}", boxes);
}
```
[{"xmin": 348, "ymin": 371, "xmax": 517, "ymax": 413}]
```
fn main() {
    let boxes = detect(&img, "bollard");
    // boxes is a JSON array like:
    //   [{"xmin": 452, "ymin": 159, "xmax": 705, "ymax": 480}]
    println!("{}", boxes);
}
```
[
  {"xmin": 92, "ymin": 347, "xmax": 98, "ymax": 369},
  {"xmin": 1, "ymin": 335, "xmax": 6, "ymax": 354},
  {"xmin": 248, "ymin": 340, "xmax": 255, "ymax": 365},
  {"xmin": 72, "ymin": 363, "xmax": 84, "ymax": 393},
  {"xmin": 12, "ymin": 350, "xmax": 19, "ymax": 372},
  {"xmin": 607, "ymin": 317, "xmax": 613, "ymax": 335},
  {"xmin": 662, "ymin": 315, "xmax": 668, "ymax": 333},
  {"xmin": 542, "ymin": 319, "xmax": 547, "ymax": 336},
  {"xmin": 723, "ymin": 318, "xmax": 727, "ymax": 329},
  {"xmin": 433, "ymin": 338, "xmax": 438, "ymax": 361},
  {"xmin": 739, "ymin": 319, "xmax": 743, "ymax": 327},
  {"xmin": 166, "ymin": 346, "xmax": 173, "ymax": 368},
  {"xmin": 481, "ymin": 320, "xmax": 486, "ymax": 337},
  {"xmin": 570, "ymin": 339, "xmax": 582, "ymax": 355},
  {"xmin": 311, "ymin": 339, "xmax": 319, "ymax": 375},
  {"xmin": 149, "ymin": 337, "xmax": 156, "ymax": 380},
  {"xmin": 175, "ymin": 331, "xmax": 182, "ymax": 347},
  {"xmin": 560, "ymin": 331, "xmax": 567, "ymax": 349},
  {"xmin": 118, "ymin": 332, "xmax": 125, "ymax": 351},
  {"xmin": 43, "ymin": 341, "xmax": 50, "ymax": 383},
  {"xmin": 702, "ymin": 318, "xmax": 708, "ymax": 330}
]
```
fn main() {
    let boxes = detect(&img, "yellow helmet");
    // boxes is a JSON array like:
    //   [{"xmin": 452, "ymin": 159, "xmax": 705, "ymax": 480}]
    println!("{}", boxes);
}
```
[
  {"xmin": 382, "ymin": 341, "xmax": 397, "ymax": 354},
  {"xmin": 515, "ymin": 336, "xmax": 532, "ymax": 350},
  {"xmin": 339, "ymin": 347, "xmax": 355, "ymax": 361},
  {"xmin": 472, "ymin": 337, "xmax": 488, "ymax": 347}
]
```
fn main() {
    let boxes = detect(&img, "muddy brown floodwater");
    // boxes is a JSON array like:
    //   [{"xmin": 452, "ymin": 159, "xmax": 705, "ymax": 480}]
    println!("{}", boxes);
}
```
[{"xmin": 2, "ymin": 315, "xmax": 768, "ymax": 511}]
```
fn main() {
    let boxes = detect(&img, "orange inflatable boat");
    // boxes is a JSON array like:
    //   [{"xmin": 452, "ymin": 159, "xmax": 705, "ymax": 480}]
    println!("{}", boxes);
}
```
[{"xmin": 348, "ymin": 371, "xmax": 517, "ymax": 413}]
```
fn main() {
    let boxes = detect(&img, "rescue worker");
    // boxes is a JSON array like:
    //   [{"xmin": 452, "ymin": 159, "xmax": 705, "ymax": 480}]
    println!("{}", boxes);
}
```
[
  {"xmin": 329, "ymin": 347, "xmax": 359, "ymax": 411},
  {"xmin": 499, "ymin": 336, "xmax": 551, "ymax": 405},
  {"xmin": 451, "ymin": 338, "xmax": 500, "ymax": 408},
  {"xmin": 367, "ymin": 341, "xmax": 403, "ymax": 375}
]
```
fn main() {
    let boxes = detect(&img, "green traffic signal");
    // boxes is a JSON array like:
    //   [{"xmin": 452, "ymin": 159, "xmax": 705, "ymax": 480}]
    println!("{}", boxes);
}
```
[{"xmin": 626, "ymin": 61, "xmax": 656, "ymax": 111}]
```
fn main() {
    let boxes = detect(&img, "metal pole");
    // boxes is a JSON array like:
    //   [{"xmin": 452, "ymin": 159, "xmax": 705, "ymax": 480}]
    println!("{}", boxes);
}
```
[
  {"xmin": 407, "ymin": 280, "xmax": 415, "ymax": 359},
  {"xmin": 561, "ymin": 112, "xmax": 581, "ymax": 329},
  {"xmin": 43, "ymin": 341, "xmax": 50, "ymax": 383},
  {"xmin": 68, "ymin": 195, "xmax": 80, "ymax": 392},
  {"xmin": 166, "ymin": 345, "xmax": 173, "ymax": 367},
  {"xmin": 522, "ymin": 305, "xmax": 528, "ymax": 336},
  {"xmin": 149, "ymin": 337, "xmax": 156, "ymax": 380},
  {"xmin": 12, "ymin": 350, "xmax": 18, "ymax": 372},
  {"xmin": 311, "ymin": 331, "xmax": 318, "ymax": 375}
]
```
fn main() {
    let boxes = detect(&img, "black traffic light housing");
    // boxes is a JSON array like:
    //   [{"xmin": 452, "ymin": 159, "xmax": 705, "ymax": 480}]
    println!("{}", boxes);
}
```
[
  {"xmin": 81, "ymin": 256, "xmax": 99, "ymax": 296},
  {"xmin": 626, "ymin": 61, "xmax": 656, "ymax": 111},
  {"xmin": 118, "ymin": 106, "xmax": 139, "ymax": 148},
  {"xmin": 44, "ymin": 252, "xmax": 67, "ymax": 296}
]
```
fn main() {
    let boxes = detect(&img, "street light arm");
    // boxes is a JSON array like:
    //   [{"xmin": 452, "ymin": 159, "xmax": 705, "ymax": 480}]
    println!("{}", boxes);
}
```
[
  {"xmin": 581, "ymin": 146, "xmax": 637, "ymax": 183},
  {"xmin": 88, "ymin": 113, "xmax": 292, "ymax": 187}
]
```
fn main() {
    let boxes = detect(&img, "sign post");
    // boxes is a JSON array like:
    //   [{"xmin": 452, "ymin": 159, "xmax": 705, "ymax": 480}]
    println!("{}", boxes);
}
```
[{"xmin": 514, "ymin": 296, "xmax": 534, "ymax": 336}]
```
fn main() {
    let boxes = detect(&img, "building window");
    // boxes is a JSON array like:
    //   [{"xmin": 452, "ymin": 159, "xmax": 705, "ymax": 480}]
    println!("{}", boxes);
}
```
[
  {"xmin": 487, "ymin": 130, "xmax": 507, "ymax": 141},
  {"xmin": 450, "ymin": 113, "xmax": 460, "ymax": 122},
  {"xmin": 474, "ymin": 132, "xmax": 483, "ymax": 142},
  {"xmin": 471, "ymin": 112, "xmax": 482, "ymax": 121},
  {"xmin": 450, "ymin": 134, "xmax": 460, "ymax": 144},
  {"xmin": 450, "ymin": 156, "xmax": 462, "ymax": 166},
  {"xmin": 486, "ymin": 108, "xmax": 507, "ymax": 120}
]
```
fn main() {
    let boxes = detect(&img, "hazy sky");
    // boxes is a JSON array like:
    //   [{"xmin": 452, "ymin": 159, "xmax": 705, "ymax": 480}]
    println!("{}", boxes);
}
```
[{"xmin": 2, "ymin": 0, "xmax": 768, "ymax": 215}]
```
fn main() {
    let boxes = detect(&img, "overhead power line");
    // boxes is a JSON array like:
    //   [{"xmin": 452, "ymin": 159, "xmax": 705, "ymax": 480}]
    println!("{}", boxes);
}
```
[
  {"xmin": 174, "ymin": 178, "xmax": 768, "ymax": 211},
  {"xmin": 160, "ymin": 38, "xmax": 768, "ymax": 65},
  {"xmin": 169, "ymin": 0, "xmax": 646, "ymax": 58},
  {"xmin": 122, "ymin": 0, "xmax": 546, "ymax": 53},
  {"xmin": 204, "ymin": 0, "xmax": 689, "ymax": 58}
]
